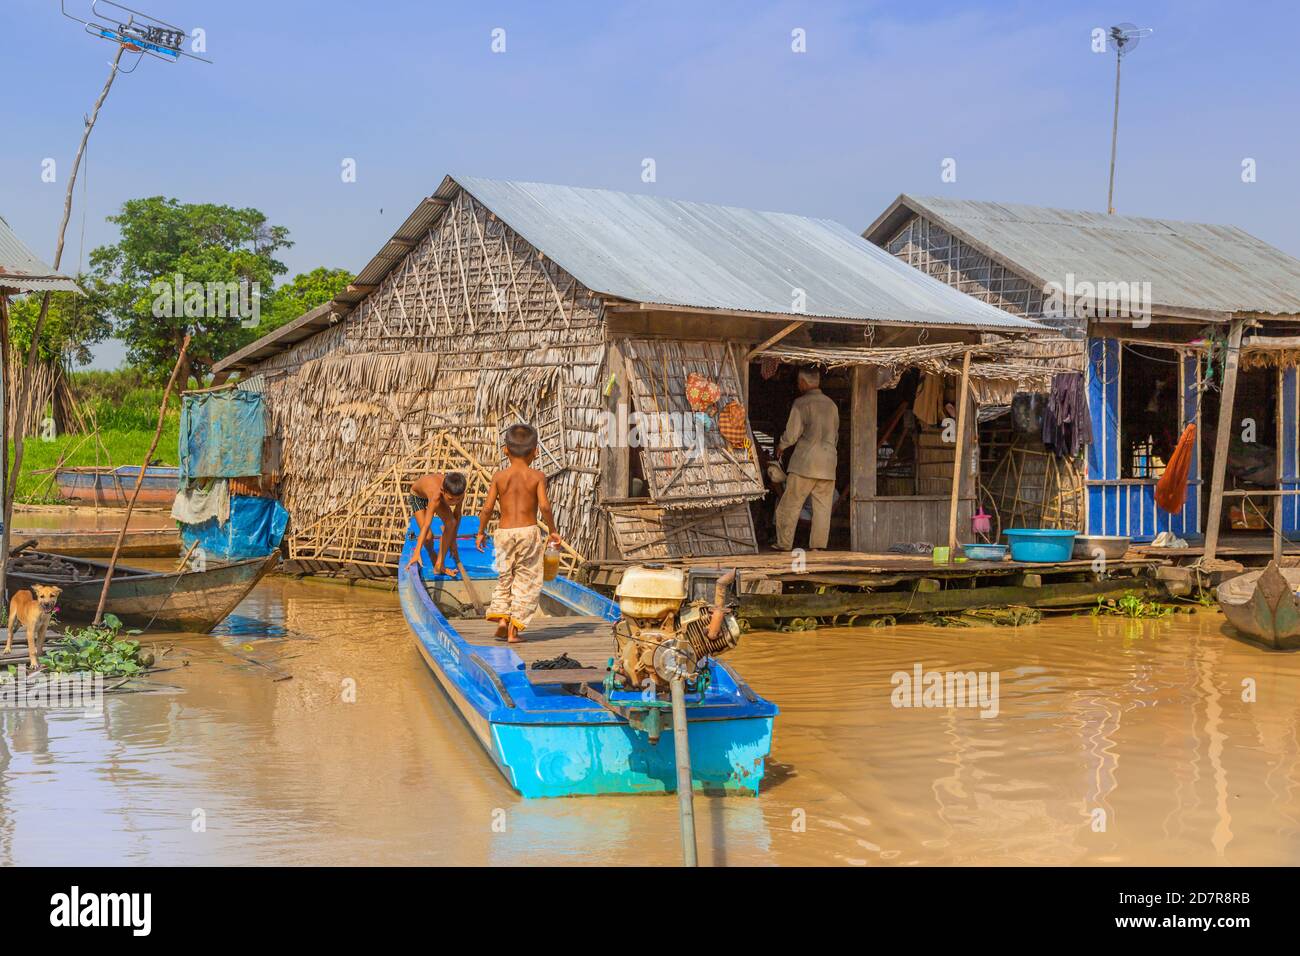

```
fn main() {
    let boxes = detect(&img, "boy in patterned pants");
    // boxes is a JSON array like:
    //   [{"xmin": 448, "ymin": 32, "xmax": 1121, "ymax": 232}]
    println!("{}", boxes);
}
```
[{"xmin": 475, "ymin": 424, "xmax": 561, "ymax": 643}]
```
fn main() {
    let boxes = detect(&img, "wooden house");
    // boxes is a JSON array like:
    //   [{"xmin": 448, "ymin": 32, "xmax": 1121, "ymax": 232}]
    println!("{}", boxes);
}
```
[
  {"xmin": 212, "ymin": 176, "xmax": 1047, "ymax": 574},
  {"xmin": 865, "ymin": 196, "xmax": 1300, "ymax": 558}
]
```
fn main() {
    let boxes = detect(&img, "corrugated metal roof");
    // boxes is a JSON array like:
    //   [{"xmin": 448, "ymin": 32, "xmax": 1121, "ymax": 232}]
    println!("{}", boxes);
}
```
[
  {"xmin": 0, "ymin": 215, "xmax": 80, "ymax": 294},
  {"xmin": 450, "ymin": 176, "xmax": 1041, "ymax": 329},
  {"xmin": 217, "ymin": 177, "xmax": 1045, "ymax": 371},
  {"xmin": 864, "ymin": 195, "xmax": 1300, "ymax": 318}
]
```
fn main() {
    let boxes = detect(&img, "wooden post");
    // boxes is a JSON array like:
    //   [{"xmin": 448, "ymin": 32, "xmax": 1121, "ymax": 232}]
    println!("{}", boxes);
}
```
[
  {"xmin": 1204, "ymin": 319, "xmax": 1245, "ymax": 562},
  {"xmin": 849, "ymin": 365, "xmax": 874, "ymax": 553},
  {"xmin": 947, "ymin": 349, "xmax": 972, "ymax": 562},
  {"xmin": 1275, "ymin": 365, "xmax": 1284, "ymax": 563},
  {"xmin": 93, "ymin": 335, "xmax": 190, "ymax": 625}
]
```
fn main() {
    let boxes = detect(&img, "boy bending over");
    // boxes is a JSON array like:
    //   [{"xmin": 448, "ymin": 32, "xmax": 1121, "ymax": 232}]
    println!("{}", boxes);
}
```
[
  {"xmin": 406, "ymin": 471, "xmax": 468, "ymax": 577},
  {"xmin": 475, "ymin": 424, "xmax": 561, "ymax": 643}
]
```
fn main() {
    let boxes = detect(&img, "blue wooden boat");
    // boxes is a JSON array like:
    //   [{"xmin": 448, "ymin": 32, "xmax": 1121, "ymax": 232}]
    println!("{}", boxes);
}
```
[
  {"xmin": 55, "ymin": 465, "xmax": 180, "ymax": 507},
  {"xmin": 398, "ymin": 529, "xmax": 777, "ymax": 798}
]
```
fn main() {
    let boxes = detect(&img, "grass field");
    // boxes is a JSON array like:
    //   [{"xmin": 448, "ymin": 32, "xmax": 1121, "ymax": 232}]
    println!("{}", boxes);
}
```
[
  {"xmin": 8, "ymin": 374, "xmax": 180, "ymax": 503},
  {"xmin": 8, "ymin": 425, "xmax": 180, "ymax": 503}
]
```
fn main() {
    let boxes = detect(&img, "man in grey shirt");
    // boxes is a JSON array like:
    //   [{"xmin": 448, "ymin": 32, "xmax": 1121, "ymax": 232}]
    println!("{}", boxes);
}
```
[{"xmin": 774, "ymin": 367, "xmax": 839, "ymax": 550}]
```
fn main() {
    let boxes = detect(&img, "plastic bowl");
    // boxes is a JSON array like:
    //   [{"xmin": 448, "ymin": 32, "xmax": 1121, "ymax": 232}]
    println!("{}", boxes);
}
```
[
  {"xmin": 1004, "ymin": 528, "xmax": 1078, "ymax": 563},
  {"xmin": 962, "ymin": 543, "xmax": 1009, "ymax": 561}
]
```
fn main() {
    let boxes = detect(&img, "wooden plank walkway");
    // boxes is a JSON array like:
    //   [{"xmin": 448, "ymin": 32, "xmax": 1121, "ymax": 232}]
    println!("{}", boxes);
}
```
[
  {"xmin": 455, "ymin": 615, "xmax": 616, "ymax": 669},
  {"xmin": 581, "ymin": 549, "xmax": 1163, "ymax": 590}
]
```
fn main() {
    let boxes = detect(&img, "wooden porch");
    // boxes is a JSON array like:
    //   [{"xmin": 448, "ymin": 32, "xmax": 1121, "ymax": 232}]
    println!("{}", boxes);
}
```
[{"xmin": 577, "ymin": 548, "xmax": 1168, "ymax": 622}]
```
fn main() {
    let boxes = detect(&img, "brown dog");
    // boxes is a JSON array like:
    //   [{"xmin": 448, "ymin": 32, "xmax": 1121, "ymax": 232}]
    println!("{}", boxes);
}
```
[{"xmin": 5, "ymin": 585, "xmax": 62, "ymax": 670}]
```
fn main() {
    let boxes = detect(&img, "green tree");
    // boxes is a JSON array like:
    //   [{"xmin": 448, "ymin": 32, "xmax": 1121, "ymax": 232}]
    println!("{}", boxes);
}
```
[
  {"xmin": 260, "ymin": 266, "xmax": 353, "ymax": 333},
  {"xmin": 89, "ymin": 197, "xmax": 292, "ymax": 387},
  {"xmin": 6, "ymin": 280, "xmax": 112, "ymax": 367}
]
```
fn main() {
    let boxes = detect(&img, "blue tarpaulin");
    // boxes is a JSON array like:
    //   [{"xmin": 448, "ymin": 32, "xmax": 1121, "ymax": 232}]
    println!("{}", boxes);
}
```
[
  {"xmin": 180, "ymin": 390, "xmax": 265, "ymax": 480},
  {"xmin": 181, "ymin": 495, "xmax": 289, "ymax": 561}
]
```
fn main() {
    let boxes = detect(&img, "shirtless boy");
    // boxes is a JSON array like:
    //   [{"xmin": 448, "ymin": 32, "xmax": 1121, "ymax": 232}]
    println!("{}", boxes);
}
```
[
  {"xmin": 406, "ymin": 471, "xmax": 468, "ymax": 577},
  {"xmin": 475, "ymin": 424, "xmax": 561, "ymax": 643}
]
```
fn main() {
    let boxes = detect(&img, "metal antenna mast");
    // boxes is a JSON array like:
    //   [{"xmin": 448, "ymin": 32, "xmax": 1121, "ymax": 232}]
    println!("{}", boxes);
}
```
[{"xmin": 1106, "ymin": 23, "xmax": 1153, "ymax": 214}]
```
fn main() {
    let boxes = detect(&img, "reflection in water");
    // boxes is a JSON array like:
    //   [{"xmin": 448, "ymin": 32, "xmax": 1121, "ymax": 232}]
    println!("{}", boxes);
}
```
[{"xmin": 1, "ymin": 575, "xmax": 1299, "ymax": 865}]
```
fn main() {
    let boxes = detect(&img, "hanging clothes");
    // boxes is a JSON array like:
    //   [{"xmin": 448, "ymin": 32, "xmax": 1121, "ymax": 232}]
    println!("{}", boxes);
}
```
[
  {"xmin": 1041, "ymin": 372, "xmax": 1092, "ymax": 457},
  {"xmin": 913, "ymin": 373, "xmax": 946, "ymax": 426},
  {"xmin": 1155, "ymin": 423, "xmax": 1196, "ymax": 514},
  {"xmin": 171, "ymin": 478, "xmax": 231, "ymax": 525}
]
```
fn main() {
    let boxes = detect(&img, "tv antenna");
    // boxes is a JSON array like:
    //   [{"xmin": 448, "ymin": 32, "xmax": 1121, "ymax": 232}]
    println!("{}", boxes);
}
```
[
  {"xmin": 61, "ymin": 1, "xmax": 212, "ymax": 72},
  {"xmin": 1105, "ymin": 23, "xmax": 1153, "ymax": 214}
]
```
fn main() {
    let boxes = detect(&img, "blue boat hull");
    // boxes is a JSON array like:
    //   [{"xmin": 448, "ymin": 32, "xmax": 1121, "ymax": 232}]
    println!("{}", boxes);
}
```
[
  {"xmin": 399, "ymin": 531, "xmax": 777, "ymax": 798},
  {"xmin": 56, "ymin": 466, "xmax": 180, "ymax": 507}
]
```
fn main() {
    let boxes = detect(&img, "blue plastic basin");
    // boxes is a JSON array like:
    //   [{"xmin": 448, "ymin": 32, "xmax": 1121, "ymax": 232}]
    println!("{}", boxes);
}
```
[{"xmin": 1004, "ymin": 528, "xmax": 1078, "ymax": 563}]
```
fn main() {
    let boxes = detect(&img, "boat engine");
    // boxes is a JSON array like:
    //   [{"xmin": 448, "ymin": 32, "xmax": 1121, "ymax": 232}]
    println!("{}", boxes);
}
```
[{"xmin": 612, "ymin": 565, "xmax": 742, "ymax": 691}]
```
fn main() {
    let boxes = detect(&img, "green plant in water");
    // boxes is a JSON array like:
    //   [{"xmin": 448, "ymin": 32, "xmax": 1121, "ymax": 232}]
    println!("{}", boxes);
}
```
[
  {"xmin": 40, "ymin": 613, "xmax": 151, "ymax": 677},
  {"xmin": 1092, "ymin": 591, "xmax": 1174, "ymax": 619}
]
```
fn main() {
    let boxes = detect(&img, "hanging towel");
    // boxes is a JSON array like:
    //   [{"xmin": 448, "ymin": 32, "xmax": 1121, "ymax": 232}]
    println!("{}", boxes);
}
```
[
  {"xmin": 1155, "ymin": 423, "xmax": 1196, "ymax": 514},
  {"xmin": 171, "ymin": 478, "xmax": 231, "ymax": 526}
]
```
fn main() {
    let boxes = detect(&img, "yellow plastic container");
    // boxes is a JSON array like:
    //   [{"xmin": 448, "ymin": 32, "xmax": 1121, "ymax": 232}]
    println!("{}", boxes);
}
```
[{"xmin": 543, "ymin": 548, "xmax": 562, "ymax": 581}]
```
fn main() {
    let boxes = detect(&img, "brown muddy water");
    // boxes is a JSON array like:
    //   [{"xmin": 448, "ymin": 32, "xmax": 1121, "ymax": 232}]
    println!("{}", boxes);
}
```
[{"xmin": 1, "ymin": 571, "xmax": 1299, "ymax": 866}]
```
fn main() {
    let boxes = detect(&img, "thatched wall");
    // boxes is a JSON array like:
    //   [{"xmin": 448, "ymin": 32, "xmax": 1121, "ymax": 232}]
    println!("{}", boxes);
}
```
[{"xmin": 244, "ymin": 188, "xmax": 607, "ymax": 557}]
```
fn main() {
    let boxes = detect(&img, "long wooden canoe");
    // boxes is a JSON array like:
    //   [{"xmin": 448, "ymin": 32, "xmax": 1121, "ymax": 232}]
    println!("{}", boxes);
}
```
[
  {"xmin": 6, "ymin": 551, "xmax": 278, "ymax": 633},
  {"xmin": 1217, "ymin": 561, "xmax": 1300, "ymax": 649},
  {"xmin": 10, "ymin": 527, "xmax": 179, "ymax": 559}
]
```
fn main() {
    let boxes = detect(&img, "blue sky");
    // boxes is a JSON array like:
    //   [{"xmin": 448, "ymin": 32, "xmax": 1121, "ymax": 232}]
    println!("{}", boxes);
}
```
[{"xmin": 3, "ymin": 0, "xmax": 1297, "ymax": 368}]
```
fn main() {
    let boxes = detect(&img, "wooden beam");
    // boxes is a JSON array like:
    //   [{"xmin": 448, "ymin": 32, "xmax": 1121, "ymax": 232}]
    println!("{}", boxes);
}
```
[
  {"xmin": 744, "ymin": 320, "xmax": 807, "ymax": 360},
  {"xmin": 1204, "ymin": 318, "xmax": 1246, "ymax": 561},
  {"xmin": 601, "ymin": 301, "xmax": 1035, "ymax": 334},
  {"xmin": 1244, "ymin": 335, "xmax": 1300, "ymax": 350},
  {"xmin": 946, "ymin": 349, "xmax": 972, "ymax": 560},
  {"xmin": 739, "ymin": 576, "xmax": 1156, "ymax": 619}
]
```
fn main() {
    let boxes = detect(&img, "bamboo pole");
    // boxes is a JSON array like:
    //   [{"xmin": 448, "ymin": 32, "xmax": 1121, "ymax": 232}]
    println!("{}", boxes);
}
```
[
  {"xmin": 3, "ymin": 48, "xmax": 124, "ymax": 615},
  {"xmin": 1204, "ymin": 320, "xmax": 1245, "ymax": 562},
  {"xmin": 947, "ymin": 349, "xmax": 972, "ymax": 561},
  {"xmin": 92, "ymin": 335, "xmax": 189, "ymax": 625},
  {"xmin": 7, "ymin": 48, "xmax": 124, "ymax": 515}
]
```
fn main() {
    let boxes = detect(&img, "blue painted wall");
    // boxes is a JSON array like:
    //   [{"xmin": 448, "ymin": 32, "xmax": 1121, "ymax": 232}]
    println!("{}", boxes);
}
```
[
  {"xmin": 1282, "ymin": 367, "xmax": 1300, "ymax": 534},
  {"xmin": 1086, "ymin": 338, "xmax": 1201, "ymax": 541}
]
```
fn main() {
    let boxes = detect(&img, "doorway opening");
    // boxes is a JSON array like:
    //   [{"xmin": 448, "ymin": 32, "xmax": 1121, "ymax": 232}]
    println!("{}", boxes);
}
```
[
  {"xmin": 1200, "ymin": 364, "xmax": 1278, "ymax": 539},
  {"xmin": 746, "ymin": 360, "xmax": 852, "ymax": 550}
]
